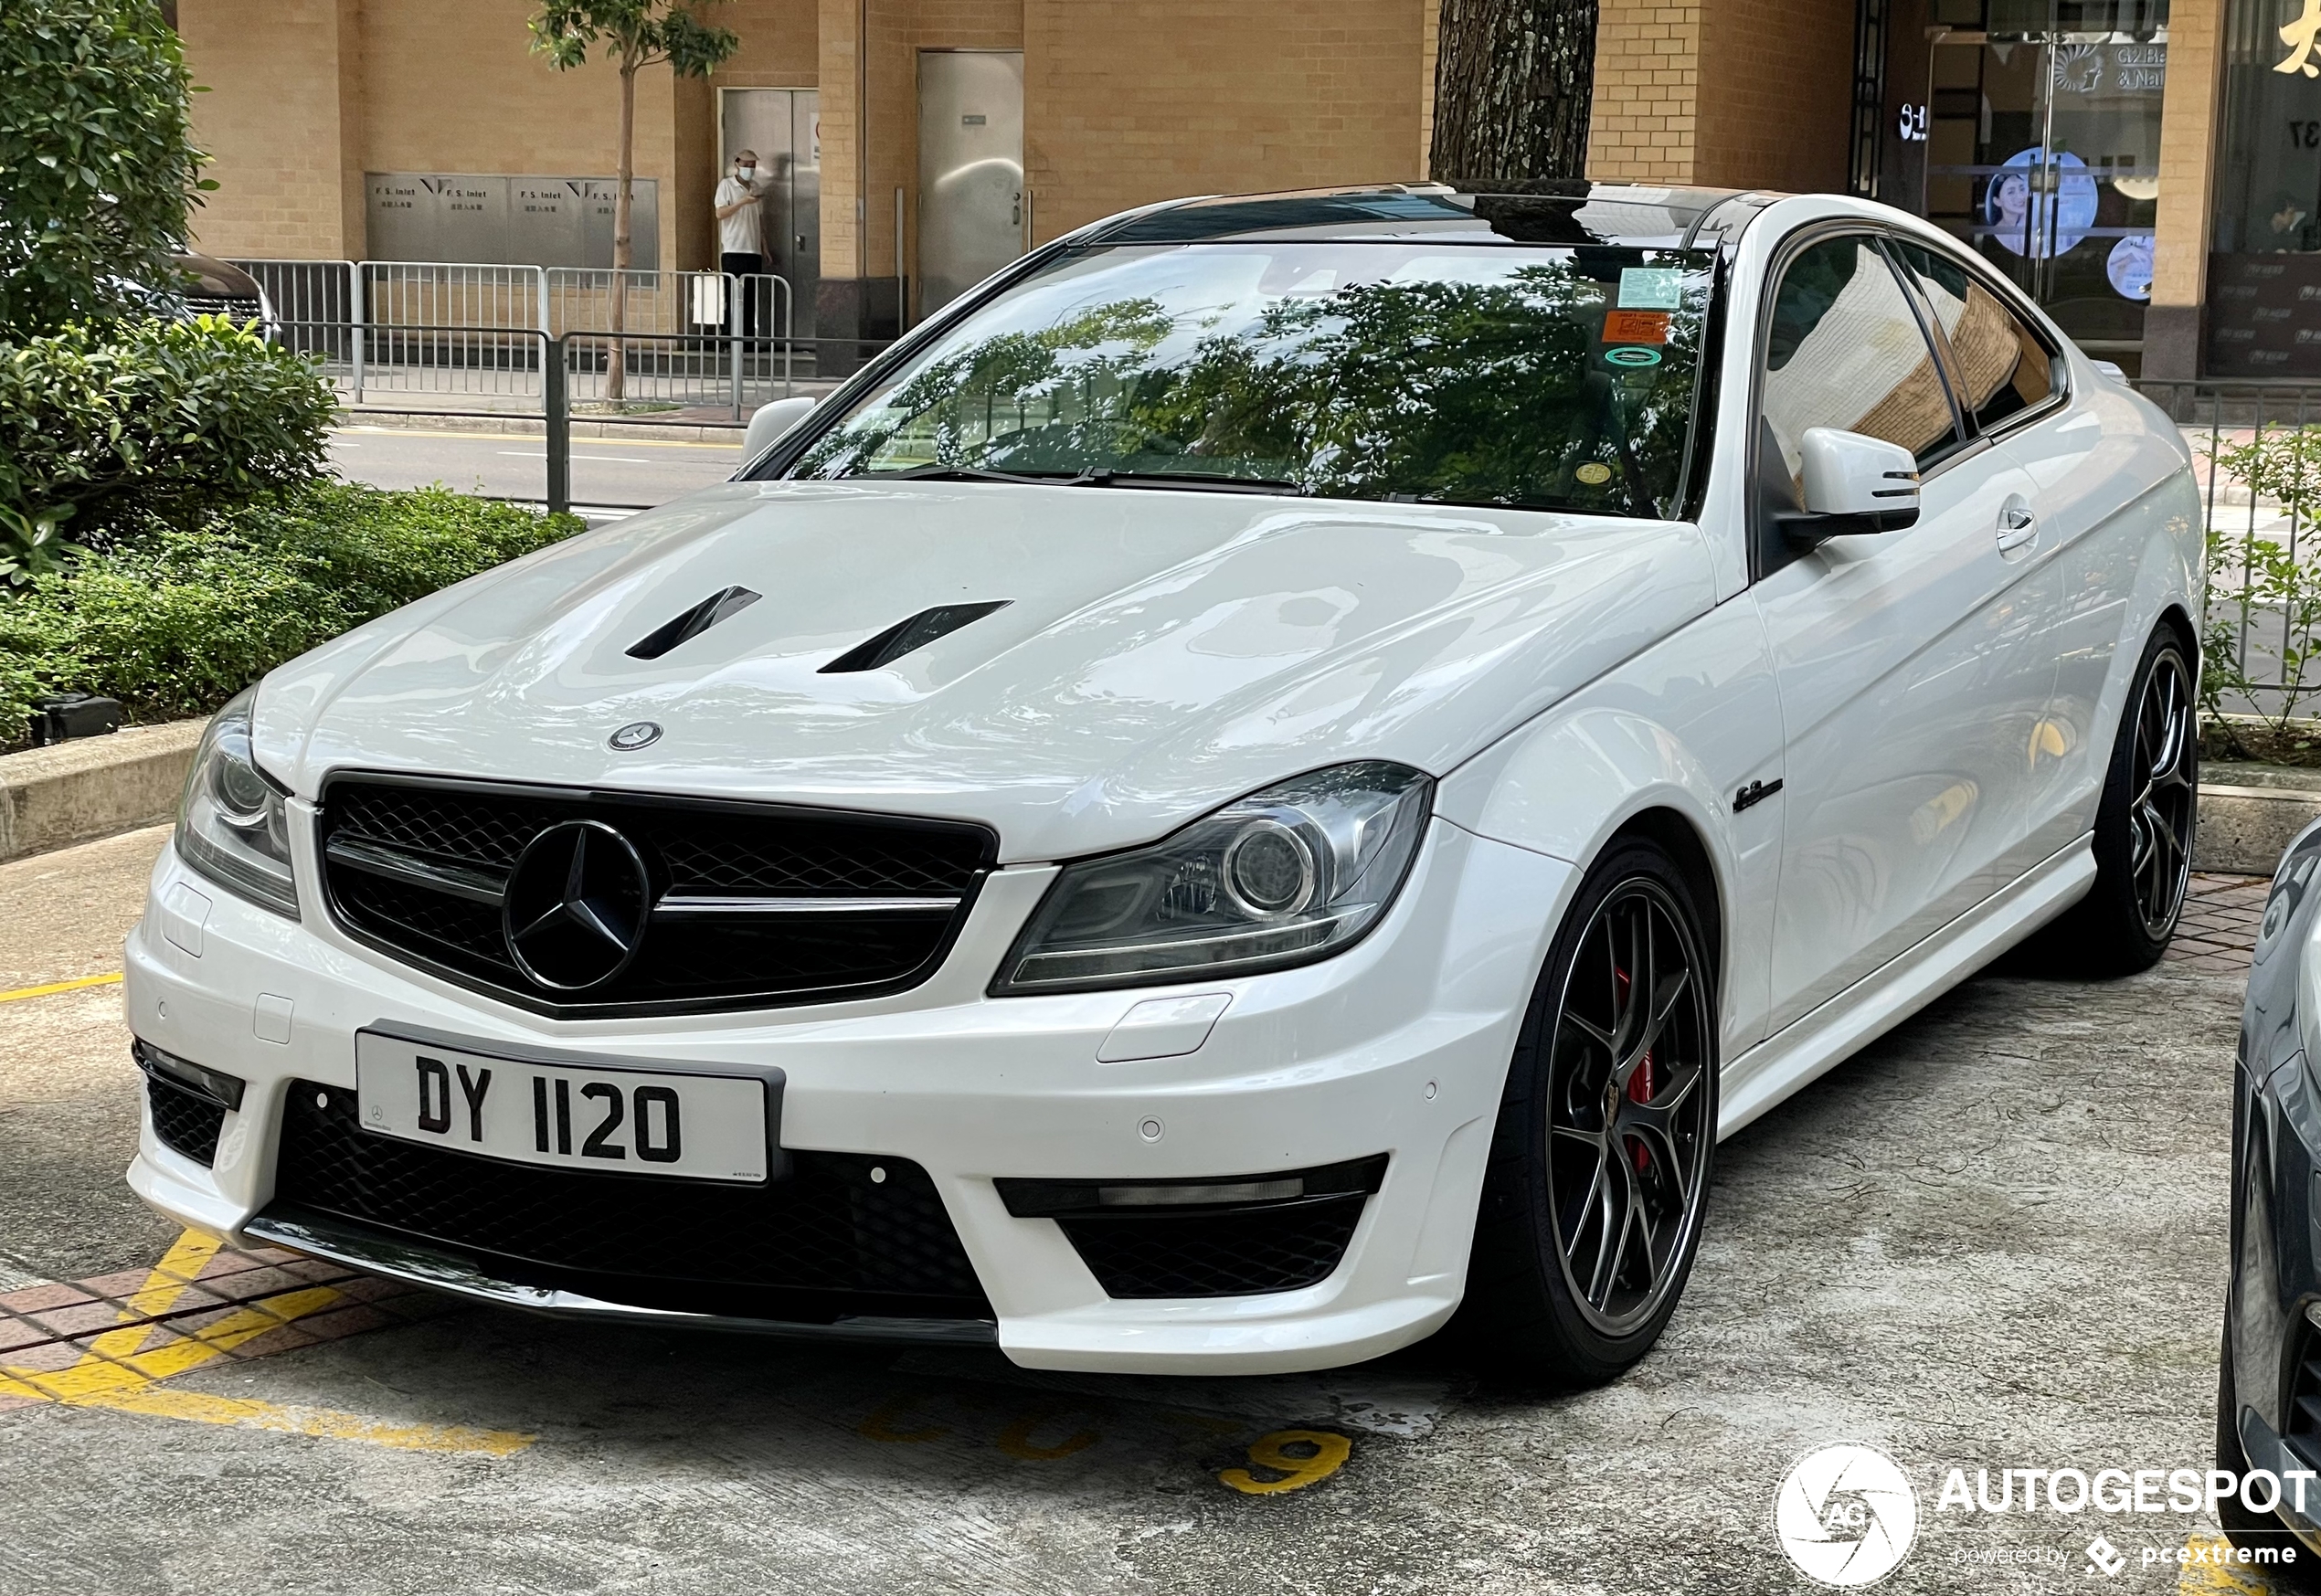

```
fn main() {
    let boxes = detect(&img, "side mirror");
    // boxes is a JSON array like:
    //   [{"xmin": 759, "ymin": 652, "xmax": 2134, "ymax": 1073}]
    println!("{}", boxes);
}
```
[
  {"xmin": 744, "ymin": 396, "xmax": 817, "ymax": 460},
  {"xmin": 1782, "ymin": 427, "xmax": 1920, "ymax": 541}
]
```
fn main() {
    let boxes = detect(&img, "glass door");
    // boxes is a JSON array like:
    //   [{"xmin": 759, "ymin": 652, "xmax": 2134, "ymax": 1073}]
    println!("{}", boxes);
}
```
[{"xmin": 1923, "ymin": 3, "xmax": 2167, "ymax": 369}]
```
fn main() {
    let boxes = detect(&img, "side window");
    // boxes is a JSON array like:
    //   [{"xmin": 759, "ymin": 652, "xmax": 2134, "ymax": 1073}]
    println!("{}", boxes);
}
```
[
  {"xmin": 1758, "ymin": 235, "xmax": 1963, "ymax": 523},
  {"xmin": 1888, "ymin": 240, "xmax": 2061, "ymax": 434}
]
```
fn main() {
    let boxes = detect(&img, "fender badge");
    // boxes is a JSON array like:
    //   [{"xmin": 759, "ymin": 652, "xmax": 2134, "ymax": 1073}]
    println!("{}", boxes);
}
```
[{"xmin": 608, "ymin": 721, "xmax": 662, "ymax": 752}]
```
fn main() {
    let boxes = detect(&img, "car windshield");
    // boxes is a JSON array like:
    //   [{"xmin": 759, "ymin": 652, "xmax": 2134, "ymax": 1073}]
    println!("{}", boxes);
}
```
[{"xmin": 781, "ymin": 241, "xmax": 1717, "ymax": 518}]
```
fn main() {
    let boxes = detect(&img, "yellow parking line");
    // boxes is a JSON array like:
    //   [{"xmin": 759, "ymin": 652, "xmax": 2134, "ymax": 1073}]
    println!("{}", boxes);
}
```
[
  {"xmin": 0, "ymin": 1231, "xmax": 533, "ymax": 1456},
  {"xmin": 0, "ymin": 972, "xmax": 122, "ymax": 1004}
]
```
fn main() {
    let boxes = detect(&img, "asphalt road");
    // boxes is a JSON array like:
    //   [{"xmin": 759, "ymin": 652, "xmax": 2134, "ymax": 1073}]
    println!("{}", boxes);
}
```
[
  {"xmin": 0, "ymin": 828, "xmax": 2279, "ymax": 1595},
  {"xmin": 328, "ymin": 425, "xmax": 745, "ymax": 512}
]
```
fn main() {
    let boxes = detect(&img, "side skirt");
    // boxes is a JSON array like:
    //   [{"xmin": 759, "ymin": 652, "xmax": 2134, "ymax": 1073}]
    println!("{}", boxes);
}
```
[{"xmin": 1716, "ymin": 836, "xmax": 2096, "ymax": 1138}]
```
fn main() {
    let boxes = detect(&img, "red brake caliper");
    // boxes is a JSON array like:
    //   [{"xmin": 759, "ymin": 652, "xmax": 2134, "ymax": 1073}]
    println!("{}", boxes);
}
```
[{"xmin": 1615, "ymin": 966, "xmax": 1654, "ymax": 1171}]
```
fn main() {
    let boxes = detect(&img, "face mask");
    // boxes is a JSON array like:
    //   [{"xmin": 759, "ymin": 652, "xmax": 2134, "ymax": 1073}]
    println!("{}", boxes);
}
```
[{"xmin": 735, "ymin": 165, "xmax": 754, "ymax": 180}]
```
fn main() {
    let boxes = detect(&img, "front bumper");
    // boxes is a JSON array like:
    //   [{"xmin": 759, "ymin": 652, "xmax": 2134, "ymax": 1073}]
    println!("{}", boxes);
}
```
[{"xmin": 125, "ymin": 814, "xmax": 1570, "ymax": 1374}]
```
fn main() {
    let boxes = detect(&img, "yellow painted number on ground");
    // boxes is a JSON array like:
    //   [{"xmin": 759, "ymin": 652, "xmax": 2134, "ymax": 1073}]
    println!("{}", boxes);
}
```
[
  {"xmin": 1218, "ymin": 1429, "xmax": 1351, "ymax": 1495},
  {"xmin": 856, "ymin": 1394, "xmax": 949, "ymax": 1443},
  {"xmin": 996, "ymin": 1408, "xmax": 1100, "ymax": 1460}
]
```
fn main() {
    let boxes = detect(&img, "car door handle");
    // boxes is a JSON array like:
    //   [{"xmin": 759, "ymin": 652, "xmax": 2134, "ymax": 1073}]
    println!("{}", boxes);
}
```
[{"xmin": 1996, "ymin": 498, "xmax": 2038, "ymax": 553}]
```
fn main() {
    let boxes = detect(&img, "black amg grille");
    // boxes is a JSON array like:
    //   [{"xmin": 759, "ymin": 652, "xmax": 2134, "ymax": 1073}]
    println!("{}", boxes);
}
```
[
  {"xmin": 1057, "ymin": 1199, "xmax": 1367, "ymax": 1298},
  {"xmin": 318, "ymin": 774, "xmax": 993, "ymax": 1017},
  {"xmin": 268, "ymin": 1082, "xmax": 991, "ymax": 1323},
  {"xmin": 148, "ymin": 1074, "xmax": 227, "ymax": 1166}
]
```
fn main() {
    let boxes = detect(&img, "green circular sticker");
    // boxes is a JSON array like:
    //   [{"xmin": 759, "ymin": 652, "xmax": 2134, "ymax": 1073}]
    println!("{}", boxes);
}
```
[
  {"xmin": 1575, "ymin": 462, "xmax": 1614, "ymax": 485},
  {"xmin": 1605, "ymin": 346, "xmax": 1662, "ymax": 368}
]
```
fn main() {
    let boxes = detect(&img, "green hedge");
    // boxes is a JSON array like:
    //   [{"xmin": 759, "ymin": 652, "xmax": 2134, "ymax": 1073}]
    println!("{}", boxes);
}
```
[
  {"xmin": 0, "ymin": 481, "xmax": 582, "ymax": 750},
  {"xmin": 0, "ymin": 316, "xmax": 338, "ymax": 549}
]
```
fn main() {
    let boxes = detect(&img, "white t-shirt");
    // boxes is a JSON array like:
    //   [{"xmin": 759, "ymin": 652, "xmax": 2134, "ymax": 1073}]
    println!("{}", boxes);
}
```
[{"xmin": 715, "ymin": 174, "xmax": 768, "ymax": 257}]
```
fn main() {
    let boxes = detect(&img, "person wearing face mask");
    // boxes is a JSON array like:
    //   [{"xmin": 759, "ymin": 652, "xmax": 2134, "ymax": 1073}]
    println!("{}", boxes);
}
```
[{"xmin": 714, "ymin": 151, "xmax": 773, "ymax": 336}]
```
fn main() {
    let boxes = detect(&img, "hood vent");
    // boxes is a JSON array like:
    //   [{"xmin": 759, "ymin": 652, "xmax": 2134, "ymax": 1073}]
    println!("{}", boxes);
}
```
[
  {"xmin": 820, "ymin": 600, "xmax": 1012, "ymax": 674},
  {"xmin": 626, "ymin": 587, "xmax": 762, "ymax": 661}
]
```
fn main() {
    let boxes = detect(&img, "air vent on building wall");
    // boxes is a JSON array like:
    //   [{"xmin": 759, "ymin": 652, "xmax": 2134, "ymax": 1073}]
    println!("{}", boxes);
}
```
[{"xmin": 819, "ymin": 601, "xmax": 1012, "ymax": 673}]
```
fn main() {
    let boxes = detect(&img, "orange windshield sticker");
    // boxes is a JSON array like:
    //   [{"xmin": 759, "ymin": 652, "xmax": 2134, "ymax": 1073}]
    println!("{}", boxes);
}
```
[{"xmin": 1602, "ymin": 310, "xmax": 1670, "ymax": 345}]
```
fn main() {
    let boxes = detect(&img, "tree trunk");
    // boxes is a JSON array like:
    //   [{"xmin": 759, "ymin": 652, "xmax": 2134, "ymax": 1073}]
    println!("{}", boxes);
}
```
[
  {"xmin": 1429, "ymin": 0, "xmax": 1599, "ymax": 184},
  {"xmin": 608, "ymin": 50, "xmax": 636, "ymax": 402}
]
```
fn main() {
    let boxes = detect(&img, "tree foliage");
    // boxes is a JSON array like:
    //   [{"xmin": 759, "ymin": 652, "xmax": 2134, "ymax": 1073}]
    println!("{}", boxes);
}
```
[
  {"xmin": 526, "ymin": 0, "xmax": 739, "ymax": 80},
  {"xmin": 528, "ymin": 0, "xmax": 737, "ymax": 395},
  {"xmin": 0, "ymin": 0, "xmax": 211, "ymax": 337}
]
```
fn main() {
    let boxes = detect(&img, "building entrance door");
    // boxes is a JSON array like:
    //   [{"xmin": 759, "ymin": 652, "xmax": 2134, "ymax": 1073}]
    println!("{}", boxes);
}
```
[
  {"xmin": 1920, "ymin": 5, "xmax": 2166, "ymax": 369},
  {"xmin": 917, "ymin": 50, "xmax": 1025, "ymax": 319},
  {"xmin": 718, "ymin": 88, "xmax": 820, "ymax": 342}
]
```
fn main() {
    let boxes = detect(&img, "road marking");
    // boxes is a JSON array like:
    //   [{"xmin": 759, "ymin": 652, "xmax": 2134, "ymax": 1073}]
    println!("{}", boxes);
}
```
[
  {"xmin": 336, "ymin": 426, "xmax": 740, "ymax": 450},
  {"xmin": 0, "ymin": 1232, "xmax": 532, "ymax": 1456},
  {"xmin": 1219, "ymin": 1429, "xmax": 1352, "ymax": 1495},
  {"xmin": 493, "ymin": 449, "xmax": 653, "ymax": 464},
  {"xmin": 0, "ymin": 972, "xmax": 122, "ymax": 1004}
]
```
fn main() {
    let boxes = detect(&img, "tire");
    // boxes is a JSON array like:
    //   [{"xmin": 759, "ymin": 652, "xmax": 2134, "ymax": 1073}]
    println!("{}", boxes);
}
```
[
  {"xmin": 2038, "ymin": 624, "xmax": 2198, "ymax": 977},
  {"xmin": 2215, "ymin": 1322, "xmax": 2321, "ymax": 1587},
  {"xmin": 1457, "ymin": 840, "xmax": 1719, "ymax": 1387}
]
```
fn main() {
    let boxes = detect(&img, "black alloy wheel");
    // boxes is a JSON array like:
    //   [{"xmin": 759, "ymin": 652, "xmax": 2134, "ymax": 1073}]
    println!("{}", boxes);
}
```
[
  {"xmin": 2032, "ymin": 626, "xmax": 2199, "ymax": 976},
  {"xmin": 2125, "ymin": 644, "xmax": 2198, "ymax": 940},
  {"xmin": 1461, "ymin": 840, "xmax": 1719, "ymax": 1384}
]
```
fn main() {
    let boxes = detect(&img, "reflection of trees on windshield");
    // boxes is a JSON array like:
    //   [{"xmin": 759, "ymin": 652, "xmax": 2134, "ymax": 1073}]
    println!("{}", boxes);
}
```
[{"xmin": 794, "ymin": 256, "xmax": 1704, "ymax": 517}]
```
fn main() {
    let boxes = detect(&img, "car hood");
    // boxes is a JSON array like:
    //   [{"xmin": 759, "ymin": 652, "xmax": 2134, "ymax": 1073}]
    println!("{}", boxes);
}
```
[{"xmin": 257, "ymin": 481, "xmax": 1717, "ymax": 861}]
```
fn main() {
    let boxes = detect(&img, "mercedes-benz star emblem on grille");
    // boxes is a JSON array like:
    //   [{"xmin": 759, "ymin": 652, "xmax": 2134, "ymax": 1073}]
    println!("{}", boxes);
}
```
[
  {"xmin": 608, "ymin": 721, "xmax": 662, "ymax": 751},
  {"xmin": 503, "ymin": 820, "xmax": 652, "ymax": 989}
]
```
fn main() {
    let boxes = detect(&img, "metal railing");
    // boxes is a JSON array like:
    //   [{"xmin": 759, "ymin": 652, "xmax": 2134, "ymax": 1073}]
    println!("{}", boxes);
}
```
[
  {"xmin": 2139, "ymin": 379, "xmax": 2321, "ymax": 705},
  {"xmin": 228, "ymin": 259, "xmax": 807, "ymax": 407},
  {"xmin": 270, "ymin": 319, "xmax": 895, "ymax": 516}
]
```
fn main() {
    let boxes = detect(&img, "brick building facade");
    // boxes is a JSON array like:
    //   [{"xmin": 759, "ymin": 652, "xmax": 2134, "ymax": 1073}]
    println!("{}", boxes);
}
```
[{"xmin": 175, "ymin": 0, "xmax": 2303, "ymax": 380}]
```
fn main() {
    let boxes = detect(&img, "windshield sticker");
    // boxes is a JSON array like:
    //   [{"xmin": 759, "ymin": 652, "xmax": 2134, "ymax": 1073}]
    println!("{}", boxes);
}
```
[
  {"xmin": 1605, "ymin": 346, "xmax": 1663, "ymax": 368},
  {"xmin": 1575, "ymin": 462, "xmax": 1614, "ymax": 485},
  {"xmin": 1617, "ymin": 268, "xmax": 1684, "ymax": 310},
  {"xmin": 1602, "ymin": 309, "xmax": 1669, "ymax": 344}
]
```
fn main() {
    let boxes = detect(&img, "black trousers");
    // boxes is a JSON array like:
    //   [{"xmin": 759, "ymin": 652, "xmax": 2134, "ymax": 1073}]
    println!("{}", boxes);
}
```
[{"xmin": 719, "ymin": 251, "xmax": 766, "ymax": 337}]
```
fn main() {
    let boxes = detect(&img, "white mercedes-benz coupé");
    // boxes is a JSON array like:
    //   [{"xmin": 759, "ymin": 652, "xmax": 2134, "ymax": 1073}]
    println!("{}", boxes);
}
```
[{"xmin": 126, "ymin": 184, "xmax": 2199, "ymax": 1381}]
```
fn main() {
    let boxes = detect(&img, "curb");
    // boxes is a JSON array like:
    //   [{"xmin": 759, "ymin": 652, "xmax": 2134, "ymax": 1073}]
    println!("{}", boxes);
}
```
[
  {"xmin": 0, "ymin": 721, "xmax": 204, "ymax": 864},
  {"xmin": 336, "ymin": 409, "xmax": 747, "ymax": 443},
  {"xmin": 5, "ymin": 722, "xmax": 2317, "ymax": 879},
  {"xmin": 2195, "ymin": 777, "xmax": 2321, "ymax": 875}
]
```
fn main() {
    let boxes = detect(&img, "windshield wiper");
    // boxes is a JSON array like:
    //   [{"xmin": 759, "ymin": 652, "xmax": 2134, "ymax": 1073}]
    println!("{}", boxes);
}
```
[
  {"xmin": 852, "ymin": 463, "xmax": 1310, "ymax": 495},
  {"xmin": 1065, "ymin": 470, "xmax": 1311, "ymax": 495},
  {"xmin": 855, "ymin": 464, "xmax": 1081, "ymax": 485}
]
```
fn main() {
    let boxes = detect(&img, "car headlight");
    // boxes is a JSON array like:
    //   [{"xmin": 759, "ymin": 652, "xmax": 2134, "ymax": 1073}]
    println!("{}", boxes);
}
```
[
  {"xmin": 994, "ymin": 762, "xmax": 1433, "ymax": 994},
  {"xmin": 175, "ymin": 688, "xmax": 300, "ymax": 919}
]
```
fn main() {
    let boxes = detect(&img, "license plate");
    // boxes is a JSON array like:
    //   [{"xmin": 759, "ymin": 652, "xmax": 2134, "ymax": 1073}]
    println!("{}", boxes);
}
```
[{"xmin": 354, "ymin": 1031, "xmax": 770, "ymax": 1183}]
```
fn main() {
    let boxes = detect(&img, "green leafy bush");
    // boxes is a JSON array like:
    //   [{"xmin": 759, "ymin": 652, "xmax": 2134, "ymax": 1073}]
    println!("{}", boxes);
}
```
[
  {"xmin": 0, "ymin": 316, "xmax": 338, "ymax": 548},
  {"xmin": 0, "ymin": 481, "xmax": 582, "ymax": 749},
  {"xmin": 2204, "ymin": 427, "xmax": 2321, "ymax": 760},
  {"xmin": 0, "ymin": 0, "xmax": 209, "ymax": 337}
]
